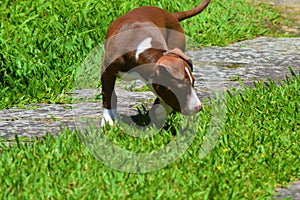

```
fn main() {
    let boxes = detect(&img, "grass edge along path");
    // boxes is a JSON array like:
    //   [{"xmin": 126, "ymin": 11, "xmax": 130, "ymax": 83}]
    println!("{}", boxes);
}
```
[{"xmin": 0, "ymin": 70, "xmax": 299, "ymax": 199}]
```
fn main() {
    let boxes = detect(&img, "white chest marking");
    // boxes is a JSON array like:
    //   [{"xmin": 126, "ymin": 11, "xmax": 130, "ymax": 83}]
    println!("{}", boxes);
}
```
[
  {"xmin": 185, "ymin": 67, "xmax": 193, "ymax": 85},
  {"xmin": 135, "ymin": 37, "xmax": 152, "ymax": 60}
]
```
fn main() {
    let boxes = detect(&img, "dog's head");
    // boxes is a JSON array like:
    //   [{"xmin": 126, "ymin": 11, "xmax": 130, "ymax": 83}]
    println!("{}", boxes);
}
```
[{"xmin": 152, "ymin": 48, "xmax": 202, "ymax": 115}]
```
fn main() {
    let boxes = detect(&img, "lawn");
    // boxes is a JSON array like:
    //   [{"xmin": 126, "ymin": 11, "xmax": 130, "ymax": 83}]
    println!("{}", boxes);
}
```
[
  {"xmin": 0, "ymin": 0, "xmax": 299, "ymax": 199},
  {"xmin": 1, "ymin": 72, "xmax": 299, "ymax": 199}
]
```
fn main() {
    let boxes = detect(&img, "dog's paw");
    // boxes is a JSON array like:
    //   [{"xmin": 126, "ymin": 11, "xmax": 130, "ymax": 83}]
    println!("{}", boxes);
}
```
[{"xmin": 101, "ymin": 108, "xmax": 117, "ymax": 126}]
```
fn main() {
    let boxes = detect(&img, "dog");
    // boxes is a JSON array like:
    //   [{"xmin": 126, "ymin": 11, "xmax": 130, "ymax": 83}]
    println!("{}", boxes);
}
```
[{"xmin": 101, "ymin": 0, "xmax": 211, "ymax": 126}]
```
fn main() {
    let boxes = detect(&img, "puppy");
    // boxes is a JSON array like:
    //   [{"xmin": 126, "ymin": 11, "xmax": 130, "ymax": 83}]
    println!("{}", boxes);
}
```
[{"xmin": 101, "ymin": 0, "xmax": 211, "ymax": 126}]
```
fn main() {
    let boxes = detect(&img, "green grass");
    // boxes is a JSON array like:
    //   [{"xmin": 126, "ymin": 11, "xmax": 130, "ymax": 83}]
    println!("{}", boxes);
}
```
[
  {"xmin": 1, "ymin": 71, "xmax": 299, "ymax": 199},
  {"xmin": 1, "ymin": 0, "xmax": 299, "ymax": 199},
  {"xmin": 0, "ymin": 0, "xmax": 292, "ymax": 109}
]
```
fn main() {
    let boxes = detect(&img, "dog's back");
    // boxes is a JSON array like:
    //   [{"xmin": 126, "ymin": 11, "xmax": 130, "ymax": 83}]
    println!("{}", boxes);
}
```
[{"xmin": 106, "ymin": 6, "xmax": 183, "ymax": 38}]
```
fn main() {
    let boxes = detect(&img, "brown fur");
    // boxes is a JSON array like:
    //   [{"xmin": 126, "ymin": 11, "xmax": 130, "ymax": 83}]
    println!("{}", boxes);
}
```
[{"xmin": 101, "ymin": 1, "xmax": 210, "ymax": 113}]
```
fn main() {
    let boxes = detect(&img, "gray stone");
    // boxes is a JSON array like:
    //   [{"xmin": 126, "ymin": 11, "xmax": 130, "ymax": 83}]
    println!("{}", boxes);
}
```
[{"xmin": 273, "ymin": 180, "xmax": 300, "ymax": 200}]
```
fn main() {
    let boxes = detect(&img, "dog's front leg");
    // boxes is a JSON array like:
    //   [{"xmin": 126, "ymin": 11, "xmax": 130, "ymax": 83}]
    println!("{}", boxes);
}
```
[{"xmin": 101, "ymin": 70, "xmax": 118, "ymax": 126}]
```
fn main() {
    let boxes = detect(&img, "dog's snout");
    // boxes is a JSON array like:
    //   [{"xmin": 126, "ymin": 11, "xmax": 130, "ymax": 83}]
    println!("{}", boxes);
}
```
[
  {"xmin": 195, "ymin": 104, "xmax": 202, "ymax": 112},
  {"xmin": 184, "ymin": 89, "xmax": 202, "ymax": 115},
  {"xmin": 188, "ymin": 103, "xmax": 202, "ymax": 115},
  {"xmin": 182, "ymin": 102, "xmax": 202, "ymax": 115}
]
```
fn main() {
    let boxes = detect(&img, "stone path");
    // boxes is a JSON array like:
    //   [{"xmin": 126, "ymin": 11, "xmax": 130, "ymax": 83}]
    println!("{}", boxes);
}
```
[
  {"xmin": 0, "ymin": 37, "xmax": 299, "ymax": 199},
  {"xmin": 1, "ymin": 37, "xmax": 299, "ymax": 140}
]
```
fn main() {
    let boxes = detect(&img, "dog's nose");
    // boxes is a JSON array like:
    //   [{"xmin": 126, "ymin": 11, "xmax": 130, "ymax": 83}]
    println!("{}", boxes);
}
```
[
  {"xmin": 191, "ymin": 104, "xmax": 202, "ymax": 113},
  {"xmin": 195, "ymin": 104, "xmax": 202, "ymax": 112},
  {"xmin": 185, "ymin": 103, "xmax": 202, "ymax": 115}
]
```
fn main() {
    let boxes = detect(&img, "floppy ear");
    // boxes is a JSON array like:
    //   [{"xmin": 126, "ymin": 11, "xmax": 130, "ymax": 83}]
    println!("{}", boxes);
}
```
[
  {"xmin": 156, "ymin": 65, "xmax": 185, "ymax": 81},
  {"xmin": 156, "ymin": 57, "xmax": 185, "ymax": 80},
  {"xmin": 167, "ymin": 48, "xmax": 193, "ymax": 71}
]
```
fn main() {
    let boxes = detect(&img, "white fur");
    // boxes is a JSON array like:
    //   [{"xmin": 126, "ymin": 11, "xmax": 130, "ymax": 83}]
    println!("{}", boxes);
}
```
[
  {"xmin": 184, "ymin": 67, "xmax": 201, "ymax": 114},
  {"xmin": 185, "ymin": 67, "xmax": 193, "ymax": 85},
  {"xmin": 101, "ymin": 108, "xmax": 117, "ymax": 126},
  {"xmin": 135, "ymin": 37, "xmax": 152, "ymax": 60},
  {"xmin": 187, "ymin": 88, "xmax": 201, "ymax": 114}
]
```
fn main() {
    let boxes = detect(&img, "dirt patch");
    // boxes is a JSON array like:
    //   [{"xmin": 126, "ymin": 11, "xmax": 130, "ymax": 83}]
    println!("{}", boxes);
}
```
[
  {"xmin": 253, "ymin": 0, "xmax": 300, "ymax": 36},
  {"xmin": 275, "ymin": 7, "xmax": 300, "ymax": 36}
]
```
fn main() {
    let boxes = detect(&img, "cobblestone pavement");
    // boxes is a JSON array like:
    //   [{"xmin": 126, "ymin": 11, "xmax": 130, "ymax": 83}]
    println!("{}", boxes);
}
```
[{"xmin": 0, "ymin": 37, "xmax": 299, "ymax": 199}]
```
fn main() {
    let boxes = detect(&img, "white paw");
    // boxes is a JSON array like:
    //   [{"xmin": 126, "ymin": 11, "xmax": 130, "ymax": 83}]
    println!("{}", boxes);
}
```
[{"xmin": 101, "ymin": 108, "xmax": 117, "ymax": 126}]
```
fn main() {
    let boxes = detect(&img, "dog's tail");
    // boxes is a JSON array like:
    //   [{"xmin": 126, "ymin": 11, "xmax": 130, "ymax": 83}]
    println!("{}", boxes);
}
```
[{"xmin": 172, "ymin": 0, "xmax": 211, "ymax": 21}]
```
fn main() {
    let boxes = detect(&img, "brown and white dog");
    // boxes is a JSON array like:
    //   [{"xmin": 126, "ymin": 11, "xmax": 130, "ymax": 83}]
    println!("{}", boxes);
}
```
[{"xmin": 101, "ymin": 0, "xmax": 211, "ymax": 126}]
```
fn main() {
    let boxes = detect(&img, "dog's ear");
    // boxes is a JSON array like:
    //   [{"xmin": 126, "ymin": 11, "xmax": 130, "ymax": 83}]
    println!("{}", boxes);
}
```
[
  {"xmin": 166, "ymin": 48, "xmax": 193, "ymax": 71},
  {"xmin": 156, "ymin": 57, "xmax": 185, "ymax": 80},
  {"xmin": 155, "ymin": 65, "xmax": 186, "ymax": 82}
]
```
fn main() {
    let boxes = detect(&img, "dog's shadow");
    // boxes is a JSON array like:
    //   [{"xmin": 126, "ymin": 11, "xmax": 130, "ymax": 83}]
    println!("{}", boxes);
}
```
[
  {"xmin": 119, "ymin": 105, "xmax": 152, "ymax": 127},
  {"xmin": 118, "ymin": 105, "xmax": 178, "ymax": 135}
]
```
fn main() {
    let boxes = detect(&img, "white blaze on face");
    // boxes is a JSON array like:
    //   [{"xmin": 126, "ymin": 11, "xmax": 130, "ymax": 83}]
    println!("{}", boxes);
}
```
[
  {"xmin": 183, "ymin": 67, "xmax": 201, "ymax": 114},
  {"xmin": 135, "ymin": 37, "xmax": 152, "ymax": 60},
  {"xmin": 187, "ymin": 88, "xmax": 202, "ymax": 114},
  {"xmin": 185, "ymin": 67, "xmax": 193, "ymax": 85}
]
